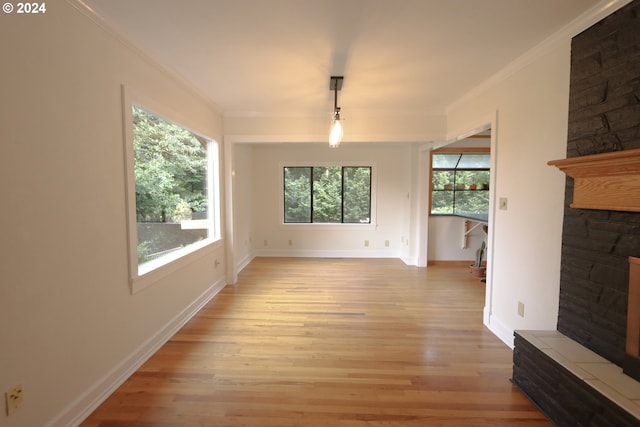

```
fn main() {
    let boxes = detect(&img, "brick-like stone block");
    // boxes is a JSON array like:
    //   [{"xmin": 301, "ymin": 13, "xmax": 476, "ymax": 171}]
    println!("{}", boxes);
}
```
[
  {"xmin": 560, "ymin": 0, "xmax": 640, "ymax": 373},
  {"xmin": 513, "ymin": 333, "xmax": 639, "ymax": 427}
]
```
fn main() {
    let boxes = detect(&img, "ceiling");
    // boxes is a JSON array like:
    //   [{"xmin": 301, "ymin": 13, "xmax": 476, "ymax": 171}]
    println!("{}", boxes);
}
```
[{"xmin": 82, "ymin": 0, "xmax": 602, "ymax": 118}]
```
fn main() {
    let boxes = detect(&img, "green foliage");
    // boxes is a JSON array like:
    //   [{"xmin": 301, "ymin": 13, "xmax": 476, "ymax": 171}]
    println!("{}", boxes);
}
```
[
  {"xmin": 173, "ymin": 200, "xmax": 193, "ymax": 222},
  {"xmin": 137, "ymin": 241, "xmax": 152, "ymax": 264},
  {"xmin": 475, "ymin": 241, "xmax": 486, "ymax": 267},
  {"xmin": 133, "ymin": 106, "xmax": 208, "ymax": 223},
  {"xmin": 431, "ymin": 169, "xmax": 490, "ymax": 216},
  {"xmin": 132, "ymin": 106, "xmax": 210, "ymax": 265},
  {"xmin": 343, "ymin": 167, "xmax": 371, "ymax": 223},
  {"xmin": 283, "ymin": 166, "xmax": 371, "ymax": 223},
  {"xmin": 284, "ymin": 167, "xmax": 311, "ymax": 222},
  {"xmin": 312, "ymin": 166, "xmax": 342, "ymax": 223}
]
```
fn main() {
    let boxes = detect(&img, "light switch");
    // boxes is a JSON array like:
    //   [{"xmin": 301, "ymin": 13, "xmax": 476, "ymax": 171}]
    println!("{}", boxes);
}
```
[{"xmin": 499, "ymin": 197, "xmax": 508, "ymax": 210}]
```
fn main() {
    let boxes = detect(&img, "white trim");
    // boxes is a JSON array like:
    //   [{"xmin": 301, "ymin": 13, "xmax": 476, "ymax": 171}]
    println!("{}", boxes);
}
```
[
  {"xmin": 223, "ymin": 108, "xmax": 445, "ymax": 119},
  {"xmin": 65, "ymin": 0, "xmax": 223, "ymax": 114},
  {"xmin": 434, "ymin": 112, "xmax": 500, "ymax": 344},
  {"xmin": 224, "ymin": 138, "xmax": 238, "ymax": 284},
  {"xmin": 280, "ymin": 223, "xmax": 377, "ymax": 231},
  {"xmin": 279, "ymin": 162, "xmax": 378, "ymax": 229},
  {"xmin": 408, "ymin": 145, "xmax": 432, "ymax": 268},
  {"xmin": 225, "ymin": 134, "xmax": 434, "ymax": 144},
  {"xmin": 486, "ymin": 313, "xmax": 515, "ymax": 350},
  {"xmin": 235, "ymin": 253, "xmax": 255, "ymax": 274},
  {"xmin": 133, "ymin": 240, "xmax": 224, "ymax": 293},
  {"xmin": 485, "ymin": 111, "xmax": 499, "ymax": 344},
  {"xmin": 121, "ymin": 85, "xmax": 223, "ymax": 293},
  {"xmin": 401, "ymin": 255, "xmax": 419, "ymax": 266},
  {"xmin": 446, "ymin": 0, "xmax": 634, "ymax": 114},
  {"xmin": 444, "ymin": 123, "xmax": 493, "ymax": 147},
  {"xmin": 45, "ymin": 278, "xmax": 227, "ymax": 427},
  {"xmin": 483, "ymin": 305, "xmax": 492, "ymax": 328},
  {"xmin": 253, "ymin": 249, "xmax": 403, "ymax": 259}
]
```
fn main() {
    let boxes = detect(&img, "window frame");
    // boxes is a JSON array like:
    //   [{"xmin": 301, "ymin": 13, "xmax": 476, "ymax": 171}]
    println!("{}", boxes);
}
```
[
  {"xmin": 122, "ymin": 85, "xmax": 222, "ymax": 294},
  {"xmin": 280, "ymin": 161, "xmax": 377, "ymax": 230},
  {"xmin": 429, "ymin": 147, "xmax": 490, "ymax": 219}
]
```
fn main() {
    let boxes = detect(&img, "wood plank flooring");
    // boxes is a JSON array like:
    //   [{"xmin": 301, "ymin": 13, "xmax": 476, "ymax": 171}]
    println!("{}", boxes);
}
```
[{"xmin": 80, "ymin": 258, "xmax": 552, "ymax": 427}]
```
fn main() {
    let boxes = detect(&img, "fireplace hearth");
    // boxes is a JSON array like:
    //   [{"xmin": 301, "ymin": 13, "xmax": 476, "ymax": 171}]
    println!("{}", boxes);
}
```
[{"xmin": 514, "ymin": 2, "xmax": 640, "ymax": 425}]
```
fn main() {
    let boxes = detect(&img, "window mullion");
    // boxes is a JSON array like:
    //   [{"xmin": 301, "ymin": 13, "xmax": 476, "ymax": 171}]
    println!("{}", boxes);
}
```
[
  {"xmin": 453, "ymin": 155, "xmax": 461, "ymax": 215},
  {"xmin": 285, "ymin": 164, "xmax": 371, "ymax": 225},
  {"xmin": 452, "ymin": 169, "xmax": 457, "ymax": 215},
  {"xmin": 341, "ymin": 167, "xmax": 345, "ymax": 223},
  {"xmin": 309, "ymin": 167, "xmax": 314, "ymax": 223}
]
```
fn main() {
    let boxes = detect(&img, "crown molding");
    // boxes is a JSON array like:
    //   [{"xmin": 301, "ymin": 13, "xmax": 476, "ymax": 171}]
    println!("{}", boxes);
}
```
[
  {"xmin": 64, "ymin": 0, "xmax": 224, "ymax": 115},
  {"xmin": 223, "ymin": 108, "xmax": 446, "ymax": 119},
  {"xmin": 224, "ymin": 133, "xmax": 438, "ymax": 145},
  {"xmin": 446, "ymin": 0, "xmax": 634, "ymax": 114}
]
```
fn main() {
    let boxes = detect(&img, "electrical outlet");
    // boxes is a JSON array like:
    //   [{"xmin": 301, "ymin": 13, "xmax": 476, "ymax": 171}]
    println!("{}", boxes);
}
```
[
  {"xmin": 263, "ymin": 239, "xmax": 268, "ymax": 247},
  {"xmin": 5, "ymin": 384, "xmax": 23, "ymax": 416},
  {"xmin": 384, "ymin": 240, "xmax": 390, "ymax": 247},
  {"xmin": 288, "ymin": 239, "xmax": 293, "ymax": 246},
  {"xmin": 517, "ymin": 301, "xmax": 525, "ymax": 318},
  {"xmin": 364, "ymin": 240, "xmax": 369, "ymax": 247}
]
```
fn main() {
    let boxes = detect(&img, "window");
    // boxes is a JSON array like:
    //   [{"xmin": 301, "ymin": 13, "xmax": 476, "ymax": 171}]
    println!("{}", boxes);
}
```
[
  {"xmin": 283, "ymin": 166, "xmax": 371, "ymax": 224},
  {"xmin": 123, "ymin": 98, "xmax": 220, "ymax": 292},
  {"xmin": 431, "ymin": 151, "xmax": 490, "ymax": 219}
]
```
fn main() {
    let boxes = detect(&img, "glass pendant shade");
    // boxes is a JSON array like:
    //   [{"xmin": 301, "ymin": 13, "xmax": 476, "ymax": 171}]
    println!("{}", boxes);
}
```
[
  {"xmin": 329, "ymin": 117, "xmax": 343, "ymax": 148},
  {"xmin": 328, "ymin": 76, "xmax": 344, "ymax": 147}
]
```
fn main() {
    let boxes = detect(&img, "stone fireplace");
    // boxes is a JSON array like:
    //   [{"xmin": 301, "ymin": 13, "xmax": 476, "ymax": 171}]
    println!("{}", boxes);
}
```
[
  {"xmin": 626, "ymin": 257, "xmax": 640, "ymax": 380},
  {"xmin": 512, "ymin": 1, "xmax": 640, "ymax": 425},
  {"xmin": 548, "ymin": 148, "xmax": 640, "ymax": 383}
]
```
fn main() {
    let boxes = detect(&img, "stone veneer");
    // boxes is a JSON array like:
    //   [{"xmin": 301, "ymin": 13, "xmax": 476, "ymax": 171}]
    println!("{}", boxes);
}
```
[
  {"xmin": 559, "ymin": 0, "xmax": 640, "ymax": 373},
  {"xmin": 514, "ymin": 330, "xmax": 639, "ymax": 426},
  {"xmin": 513, "ymin": 1, "xmax": 640, "ymax": 425}
]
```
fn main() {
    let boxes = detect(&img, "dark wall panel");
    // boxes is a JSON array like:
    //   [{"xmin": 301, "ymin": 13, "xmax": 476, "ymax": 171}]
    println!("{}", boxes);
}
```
[{"xmin": 559, "ymin": 0, "xmax": 640, "ymax": 367}]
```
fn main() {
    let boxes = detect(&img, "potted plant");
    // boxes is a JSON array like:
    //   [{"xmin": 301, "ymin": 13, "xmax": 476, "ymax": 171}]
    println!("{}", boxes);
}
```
[{"xmin": 470, "ymin": 241, "xmax": 486, "ymax": 280}]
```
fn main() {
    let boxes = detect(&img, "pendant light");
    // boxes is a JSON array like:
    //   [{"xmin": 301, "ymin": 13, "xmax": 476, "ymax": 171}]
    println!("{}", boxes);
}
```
[{"xmin": 329, "ymin": 76, "xmax": 344, "ymax": 148}]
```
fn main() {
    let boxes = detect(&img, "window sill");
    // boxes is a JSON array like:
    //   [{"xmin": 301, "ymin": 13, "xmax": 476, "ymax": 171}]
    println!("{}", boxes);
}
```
[
  {"xmin": 280, "ymin": 222, "xmax": 376, "ymax": 231},
  {"xmin": 430, "ymin": 213, "xmax": 488, "ymax": 222},
  {"xmin": 131, "ymin": 238, "xmax": 223, "ymax": 294}
]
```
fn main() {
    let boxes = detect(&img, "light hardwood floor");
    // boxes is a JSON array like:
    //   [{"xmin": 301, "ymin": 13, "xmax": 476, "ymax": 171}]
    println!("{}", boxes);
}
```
[{"xmin": 81, "ymin": 258, "xmax": 552, "ymax": 427}]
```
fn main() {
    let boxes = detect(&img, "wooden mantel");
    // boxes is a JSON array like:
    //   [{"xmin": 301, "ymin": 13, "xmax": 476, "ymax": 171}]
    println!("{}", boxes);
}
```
[{"xmin": 548, "ymin": 148, "xmax": 640, "ymax": 212}]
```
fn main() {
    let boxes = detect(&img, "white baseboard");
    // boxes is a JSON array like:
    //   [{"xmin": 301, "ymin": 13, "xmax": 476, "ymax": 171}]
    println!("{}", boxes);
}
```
[
  {"xmin": 253, "ymin": 248, "xmax": 402, "ymax": 259},
  {"xmin": 485, "ymin": 312, "xmax": 515, "ymax": 349},
  {"xmin": 483, "ymin": 305, "xmax": 491, "ymax": 327},
  {"xmin": 401, "ymin": 256, "xmax": 418, "ymax": 266},
  {"xmin": 47, "ymin": 278, "xmax": 227, "ymax": 427},
  {"xmin": 238, "ymin": 251, "xmax": 416, "ymax": 268},
  {"xmin": 235, "ymin": 252, "xmax": 254, "ymax": 273}
]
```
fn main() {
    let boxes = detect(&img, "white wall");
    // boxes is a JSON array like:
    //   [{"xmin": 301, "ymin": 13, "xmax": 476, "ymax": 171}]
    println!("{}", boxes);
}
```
[
  {"xmin": 233, "ymin": 143, "xmax": 414, "ymax": 260},
  {"xmin": 231, "ymin": 144, "xmax": 254, "ymax": 270},
  {"xmin": 0, "ymin": 3, "xmax": 225, "ymax": 426},
  {"xmin": 224, "ymin": 101, "xmax": 447, "ymax": 271},
  {"xmin": 224, "ymin": 113, "xmax": 446, "ymax": 144},
  {"xmin": 428, "ymin": 216, "xmax": 487, "ymax": 262},
  {"xmin": 231, "ymin": 140, "xmax": 489, "ymax": 268},
  {"xmin": 447, "ymin": 42, "xmax": 571, "ymax": 346},
  {"xmin": 1, "ymin": 1, "xmax": 628, "ymax": 425}
]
